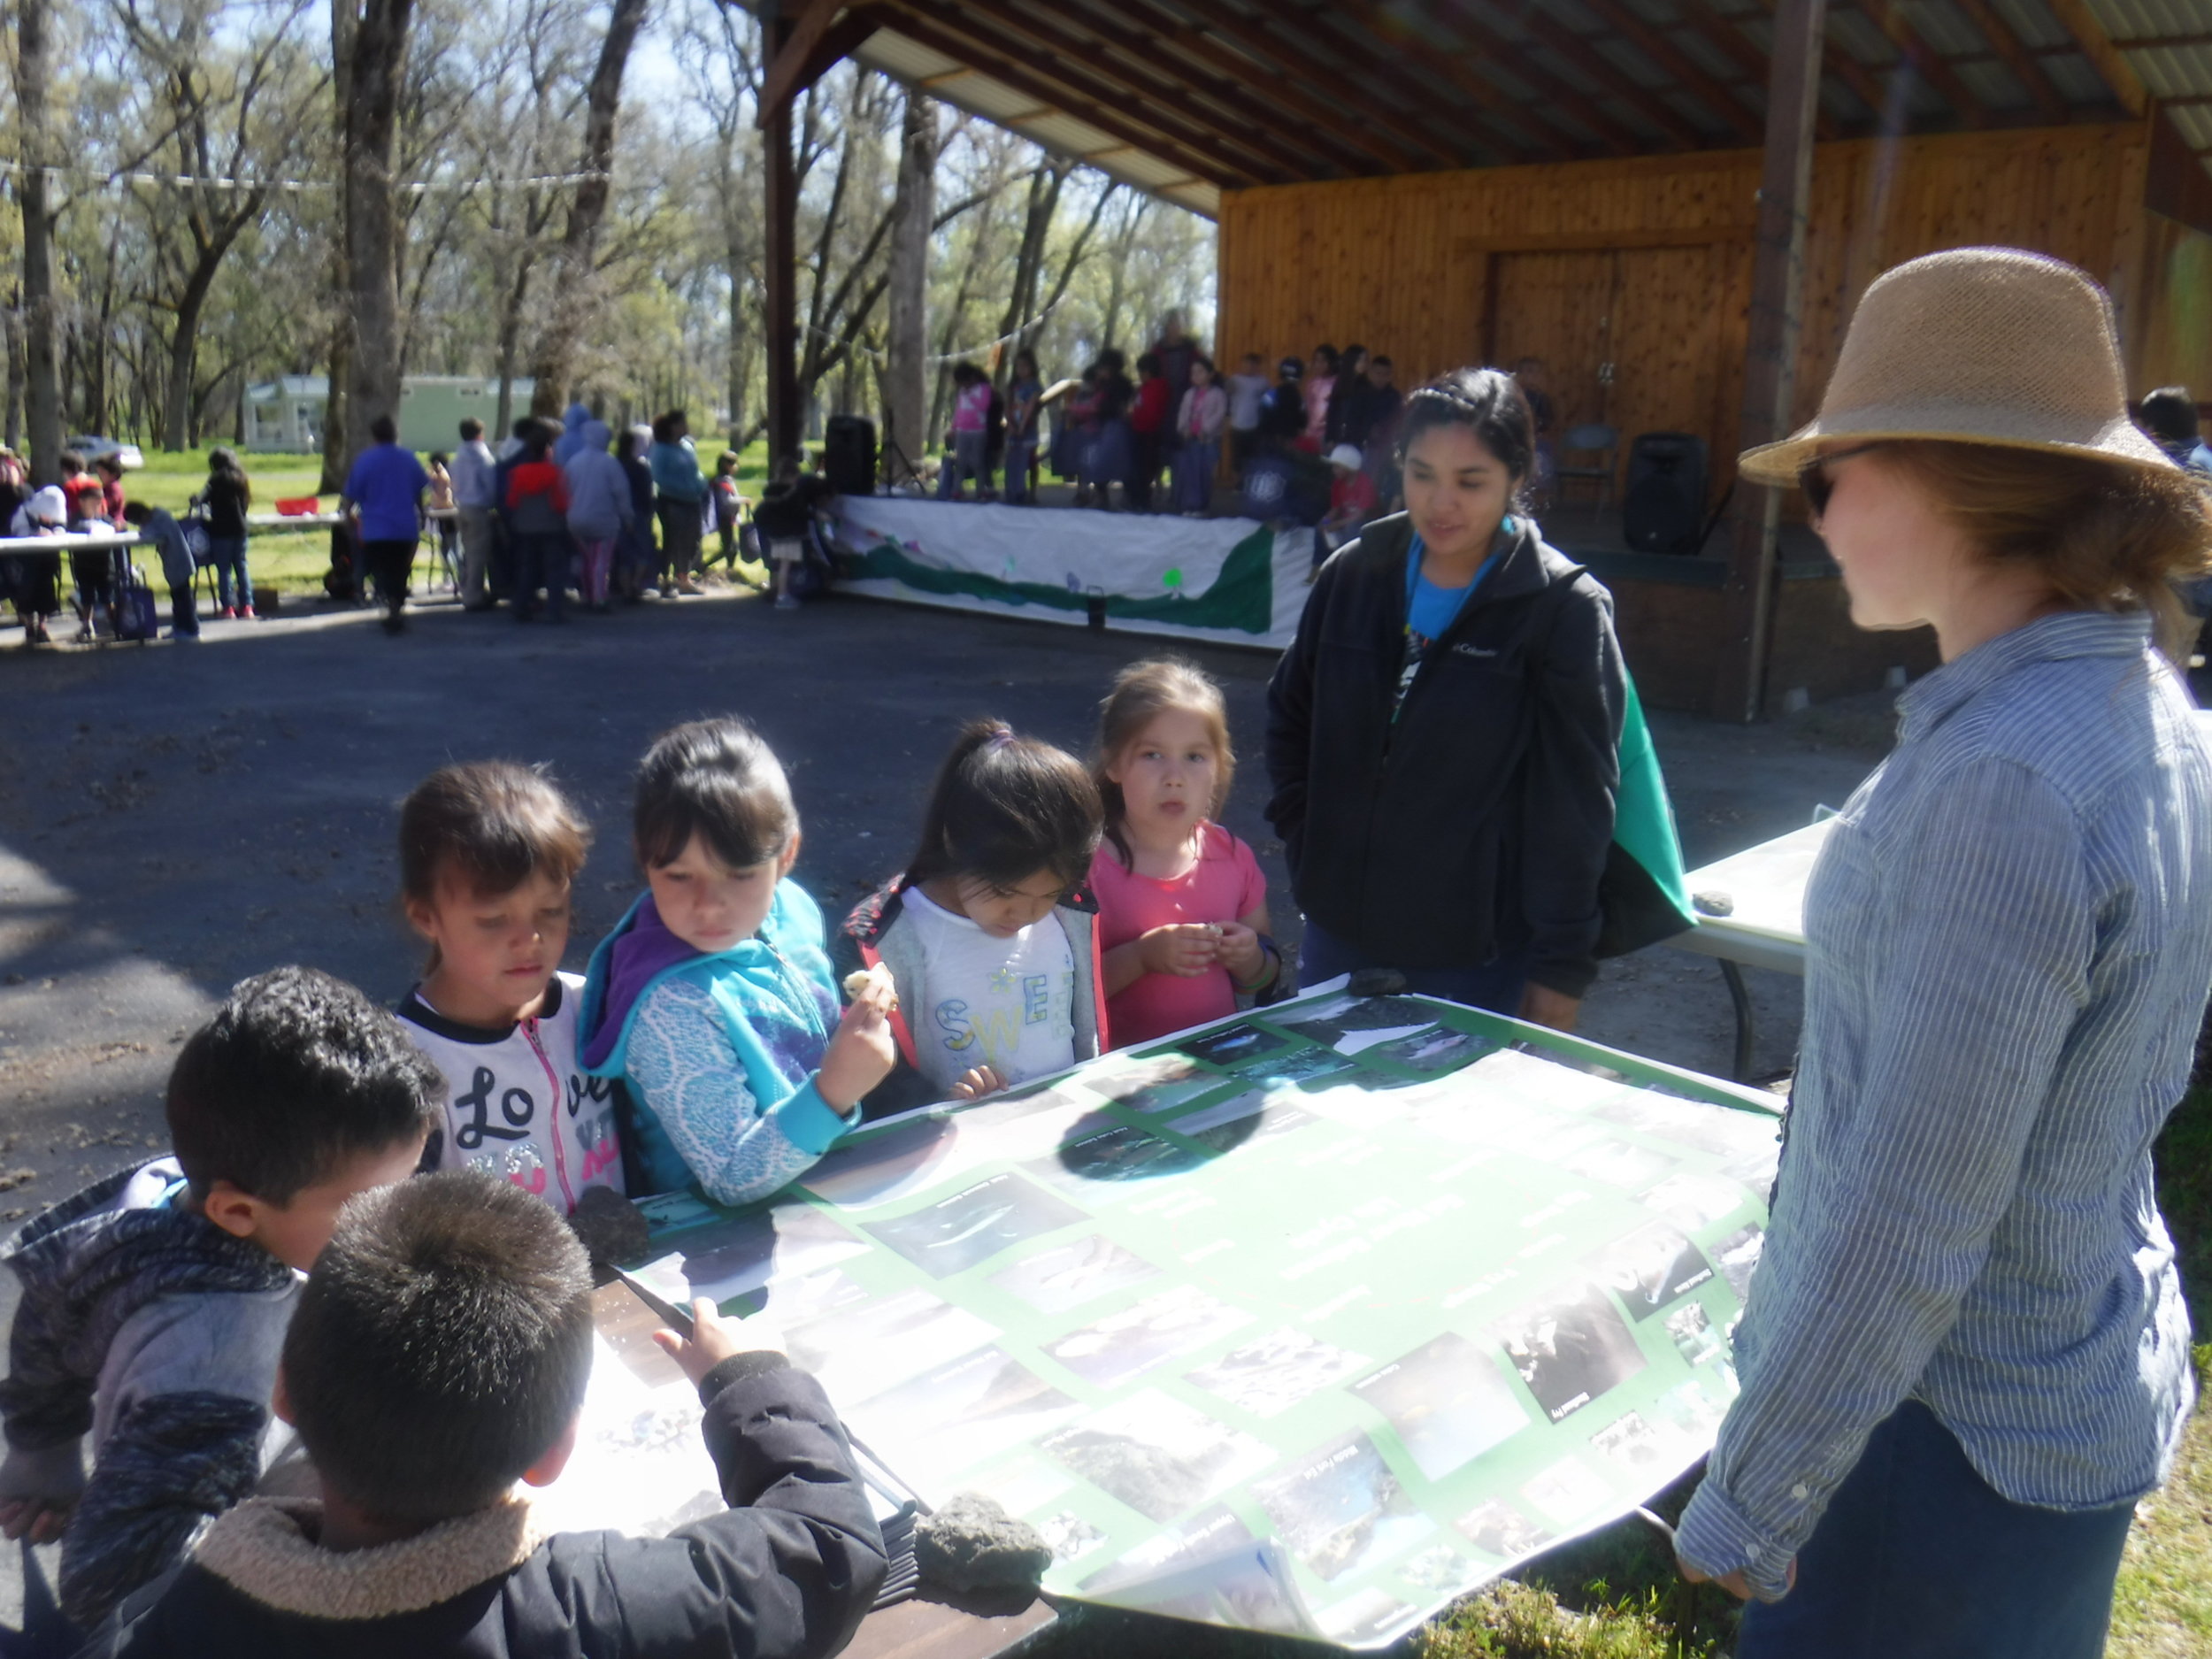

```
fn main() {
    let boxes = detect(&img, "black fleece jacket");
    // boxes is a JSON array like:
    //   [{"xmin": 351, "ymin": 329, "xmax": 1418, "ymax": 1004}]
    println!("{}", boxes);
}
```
[
  {"xmin": 83, "ymin": 1356, "xmax": 887, "ymax": 1659},
  {"xmin": 1263, "ymin": 511, "xmax": 1624, "ymax": 997}
]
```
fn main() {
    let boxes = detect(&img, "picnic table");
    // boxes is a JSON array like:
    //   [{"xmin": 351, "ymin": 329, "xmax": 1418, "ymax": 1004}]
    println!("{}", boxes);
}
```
[{"xmin": 1665, "ymin": 818, "xmax": 1835, "ymax": 1079}]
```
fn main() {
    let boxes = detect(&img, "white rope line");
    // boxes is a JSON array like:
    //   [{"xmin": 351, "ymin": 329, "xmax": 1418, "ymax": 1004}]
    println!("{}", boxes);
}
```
[
  {"xmin": 803, "ymin": 290, "xmax": 1072, "ymax": 366},
  {"xmin": 0, "ymin": 157, "xmax": 614, "ymax": 195}
]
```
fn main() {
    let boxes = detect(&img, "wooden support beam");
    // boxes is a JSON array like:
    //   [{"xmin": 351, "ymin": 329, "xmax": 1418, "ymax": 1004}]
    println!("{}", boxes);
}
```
[
  {"xmin": 1171, "ymin": 0, "xmax": 1483, "ymax": 170},
  {"xmin": 763, "ymin": 4, "xmax": 801, "ymax": 467},
  {"xmin": 1949, "ymin": 0, "xmax": 2069, "ymax": 123},
  {"xmin": 1432, "ymin": 0, "xmax": 1652, "ymax": 157},
  {"xmin": 955, "ymin": 0, "xmax": 1348, "ymax": 182},
  {"xmin": 1857, "ymin": 0, "xmax": 1990, "ymax": 127},
  {"xmin": 1578, "ymin": 0, "xmax": 1766, "ymax": 144},
  {"xmin": 1514, "ymin": 7, "xmax": 1710, "ymax": 150},
  {"xmin": 1678, "ymin": 0, "xmax": 1840, "ymax": 140},
  {"xmin": 1746, "ymin": 0, "xmax": 1889, "ymax": 120},
  {"xmin": 1332, "ymin": 0, "xmax": 1578, "ymax": 162},
  {"xmin": 1719, "ymin": 0, "xmax": 1825, "ymax": 724},
  {"xmin": 876, "ymin": 0, "xmax": 1265, "ymax": 188},
  {"xmin": 760, "ymin": 0, "xmax": 851, "ymax": 122},
  {"xmin": 2047, "ymin": 0, "xmax": 2149, "ymax": 118},
  {"xmin": 1101, "ymin": 0, "xmax": 1426, "ymax": 174}
]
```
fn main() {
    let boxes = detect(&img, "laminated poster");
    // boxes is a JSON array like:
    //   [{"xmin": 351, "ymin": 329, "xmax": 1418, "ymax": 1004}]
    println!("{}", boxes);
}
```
[{"xmin": 591, "ymin": 990, "xmax": 1782, "ymax": 1649}]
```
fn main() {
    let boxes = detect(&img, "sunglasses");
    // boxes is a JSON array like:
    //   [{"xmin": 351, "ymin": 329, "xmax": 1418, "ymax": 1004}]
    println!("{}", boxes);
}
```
[{"xmin": 1796, "ymin": 442, "xmax": 1886, "ymax": 518}]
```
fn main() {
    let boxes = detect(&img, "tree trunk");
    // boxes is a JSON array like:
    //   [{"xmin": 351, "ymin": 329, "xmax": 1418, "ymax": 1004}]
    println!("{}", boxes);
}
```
[
  {"xmin": 341, "ymin": 0, "xmax": 416, "ymax": 465},
  {"xmin": 13, "ymin": 0, "xmax": 63, "ymax": 485},
  {"xmin": 527, "ymin": 0, "xmax": 649, "ymax": 419},
  {"xmin": 4, "ymin": 296, "xmax": 24, "ymax": 449},
  {"xmin": 161, "ymin": 216, "xmax": 255, "ymax": 453},
  {"xmin": 883, "ymin": 89, "xmax": 934, "ymax": 483}
]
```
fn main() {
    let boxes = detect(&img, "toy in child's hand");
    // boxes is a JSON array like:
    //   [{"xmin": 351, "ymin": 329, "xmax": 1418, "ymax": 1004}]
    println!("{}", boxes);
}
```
[{"xmin": 842, "ymin": 965, "xmax": 898, "ymax": 1010}]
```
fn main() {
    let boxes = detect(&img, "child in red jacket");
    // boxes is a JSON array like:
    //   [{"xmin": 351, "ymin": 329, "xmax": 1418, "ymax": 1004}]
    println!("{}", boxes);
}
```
[{"xmin": 504, "ymin": 425, "xmax": 572, "ymax": 624}]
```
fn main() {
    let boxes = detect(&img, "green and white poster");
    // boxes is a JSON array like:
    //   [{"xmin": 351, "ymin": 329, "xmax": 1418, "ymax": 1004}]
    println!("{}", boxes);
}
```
[{"xmin": 553, "ymin": 989, "xmax": 1782, "ymax": 1649}]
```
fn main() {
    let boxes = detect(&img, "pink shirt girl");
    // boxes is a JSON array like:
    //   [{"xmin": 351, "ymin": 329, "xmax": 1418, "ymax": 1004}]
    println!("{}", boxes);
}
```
[{"xmin": 1088, "ymin": 823, "xmax": 1266, "ymax": 1046}]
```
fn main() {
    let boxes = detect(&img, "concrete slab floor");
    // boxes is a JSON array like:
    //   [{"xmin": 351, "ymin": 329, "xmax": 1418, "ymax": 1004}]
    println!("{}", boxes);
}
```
[{"xmin": 0, "ymin": 583, "xmax": 1901, "ymax": 1634}]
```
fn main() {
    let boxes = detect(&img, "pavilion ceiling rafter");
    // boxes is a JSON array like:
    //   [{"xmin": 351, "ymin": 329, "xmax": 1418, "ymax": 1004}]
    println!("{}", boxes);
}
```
[
  {"xmin": 1577, "ymin": 0, "xmax": 1769, "ymax": 143},
  {"xmin": 1429, "ymin": 0, "xmax": 1654, "ymax": 156}
]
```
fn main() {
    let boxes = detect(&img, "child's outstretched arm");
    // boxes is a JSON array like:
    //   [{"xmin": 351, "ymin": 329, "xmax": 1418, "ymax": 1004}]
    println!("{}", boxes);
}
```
[{"xmin": 626, "ymin": 979, "xmax": 891, "ymax": 1209}]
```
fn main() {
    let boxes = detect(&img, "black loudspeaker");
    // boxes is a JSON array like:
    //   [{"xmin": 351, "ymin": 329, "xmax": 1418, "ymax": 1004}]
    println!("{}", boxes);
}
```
[
  {"xmin": 823, "ymin": 415, "xmax": 876, "ymax": 495},
  {"xmin": 1621, "ymin": 431, "xmax": 1709, "ymax": 555}
]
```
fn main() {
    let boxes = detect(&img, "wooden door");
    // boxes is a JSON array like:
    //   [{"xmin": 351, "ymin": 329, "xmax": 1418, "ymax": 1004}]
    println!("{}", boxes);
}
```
[
  {"xmin": 1606, "ymin": 242, "xmax": 1754, "ymax": 505},
  {"xmin": 1487, "ymin": 250, "xmax": 1619, "ymax": 444}
]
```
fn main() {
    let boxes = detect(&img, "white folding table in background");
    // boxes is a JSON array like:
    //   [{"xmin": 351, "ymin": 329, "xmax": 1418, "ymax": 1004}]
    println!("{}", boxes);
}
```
[{"xmin": 1667, "ymin": 818, "xmax": 1834, "ymax": 1080}]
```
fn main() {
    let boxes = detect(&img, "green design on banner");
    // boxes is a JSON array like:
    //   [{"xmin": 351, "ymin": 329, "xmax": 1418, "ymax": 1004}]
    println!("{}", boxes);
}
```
[{"xmin": 846, "ymin": 526, "xmax": 1277, "ymax": 634}]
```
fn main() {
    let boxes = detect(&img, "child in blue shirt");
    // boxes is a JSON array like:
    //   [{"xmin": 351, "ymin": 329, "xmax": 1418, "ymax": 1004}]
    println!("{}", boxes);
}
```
[{"xmin": 580, "ymin": 718, "xmax": 895, "ymax": 1205}]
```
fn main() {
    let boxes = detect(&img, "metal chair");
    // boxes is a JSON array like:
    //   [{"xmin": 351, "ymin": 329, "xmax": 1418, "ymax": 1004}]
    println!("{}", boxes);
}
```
[{"xmin": 1552, "ymin": 422, "xmax": 1619, "ymax": 511}]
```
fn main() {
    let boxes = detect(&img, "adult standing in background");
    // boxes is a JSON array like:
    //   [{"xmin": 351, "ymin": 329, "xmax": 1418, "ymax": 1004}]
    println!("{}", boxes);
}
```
[
  {"xmin": 199, "ymin": 448, "xmax": 255, "ymax": 622},
  {"xmin": 1671, "ymin": 249, "xmax": 2212, "ymax": 1659},
  {"xmin": 1363, "ymin": 355, "xmax": 1406, "ymax": 508},
  {"xmin": 1264, "ymin": 366, "xmax": 1624, "ymax": 1024},
  {"xmin": 1151, "ymin": 310, "xmax": 1198, "ymax": 406},
  {"xmin": 1325, "ymin": 343, "xmax": 1371, "ymax": 450},
  {"xmin": 552, "ymin": 398, "xmax": 593, "ymax": 466},
  {"xmin": 649, "ymin": 410, "xmax": 706, "ymax": 598},
  {"xmin": 449, "ymin": 417, "xmax": 498, "ymax": 610},
  {"xmin": 563, "ymin": 418, "xmax": 632, "ymax": 611},
  {"xmin": 341, "ymin": 414, "xmax": 430, "ymax": 635}
]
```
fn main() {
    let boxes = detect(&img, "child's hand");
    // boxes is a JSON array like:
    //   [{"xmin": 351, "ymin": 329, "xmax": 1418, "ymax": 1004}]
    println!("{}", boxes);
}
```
[
  {"xmin": 818, "ymin": 979, "xmax": 897, "ymax": 1111},
  {"xmin": 0, "ymin": 1495, "xmax": 74, "ymax": 1546},
  {"xmin": 1217, "ymin": 922, "xmax": 1265, "ymax": 983},
  {"xmin": 1141, "ymin": 923, "xmax": 1221, "ymax": 978},
  {"xmin": 651, "ymin": 1298, "xmax": 783, "ymax": 1386},
  {"xmin": 949, "ymin": 1064, "xmax": 1009, "ymax": 1101}
]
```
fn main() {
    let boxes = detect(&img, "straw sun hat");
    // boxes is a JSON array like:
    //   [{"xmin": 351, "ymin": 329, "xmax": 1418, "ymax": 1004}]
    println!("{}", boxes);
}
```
[{"xmin": 1739, "ymin": 246, "xmax": 2177, "ymax": 485}]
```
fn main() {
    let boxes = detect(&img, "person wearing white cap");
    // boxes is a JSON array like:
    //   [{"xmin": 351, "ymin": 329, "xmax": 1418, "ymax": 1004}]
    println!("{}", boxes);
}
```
[
  {"xmin": 5, "ymin": 480, "xmax": 67, "ymax": 647},
  {"xmin": 1672, "ymin": 248, "xmax": 2212, "ymax": 1655},
  {"xmin": 1315, "ymin": 442, "xmax": 1376, "ymax": 568}
]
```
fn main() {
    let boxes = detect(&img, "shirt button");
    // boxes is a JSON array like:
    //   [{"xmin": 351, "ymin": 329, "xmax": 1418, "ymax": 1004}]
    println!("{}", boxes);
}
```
[{"xmin": 1790, "ymin": 1483, "xmax": 1809, "ymax": 1501}]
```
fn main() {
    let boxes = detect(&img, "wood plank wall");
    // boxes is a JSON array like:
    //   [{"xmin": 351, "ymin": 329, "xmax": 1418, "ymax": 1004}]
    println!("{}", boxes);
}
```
[
  {"xmin": 1218, "ymin": 124, "xmax": 2151, "ymax": 490},
  {"xmin": 2131, "ymin": 213, "xmax": 2212, "ymax": 397}
]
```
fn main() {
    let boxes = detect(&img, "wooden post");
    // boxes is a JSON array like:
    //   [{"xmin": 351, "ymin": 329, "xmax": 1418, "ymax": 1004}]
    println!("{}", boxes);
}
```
[
  {"xmin": 1716, "ymin": 0, "xmax": 1825, "ymax": 723},
  {"xmin": 763, "ymin": 3, "xmax": 801, "ymax": 467}
]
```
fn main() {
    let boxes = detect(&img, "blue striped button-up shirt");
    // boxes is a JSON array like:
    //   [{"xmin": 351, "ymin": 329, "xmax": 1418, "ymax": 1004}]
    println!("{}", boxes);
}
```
[{"xmin": 1677, "ymin": 611, "xmax": 2212, "ymax": 1598}]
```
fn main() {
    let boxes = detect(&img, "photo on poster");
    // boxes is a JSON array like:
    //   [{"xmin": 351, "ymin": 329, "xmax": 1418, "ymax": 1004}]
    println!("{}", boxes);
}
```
[
  {"xmin": 1554, "ymin": 1136, "xmax": 1679, "ymax": 1192},
  {"xmin": 1591, "ymin": 1093, "xmax": 1782, "ymax": 1168},
  {"xmin": 1079, "ymin": 1504, "xmax": 1258, "ymax": 1594},
  {"xmin": 783, "ymin": 1287, "xmax": 999, "ymax": 1401},
  {"xmin": 843, "ymin": 1346, "xmax": 1079, "ymax": 1479},
  {"xmin": 1665, "ymin": 1301, "xmax": 1725, "ymax": 1367},
  {"xmin": 1229, "ymin": 1043, "xmax": 1359, "ymax": 1088},
  {"xmin": 1710, "ymin": 1223, "xmax": 1765, "ymax": 1301},
  {"xmin": 1455, "ymin": 1498, "xmax": 1554, "ymax": 1562},
  {"xmin": 1081, "ymin": 1052, "xmax": 1225, "ymax": 1117},
  {"xmin": 1025, "ymin": 1121, "xmax": 1210, "ymax": 1195},
  {"xmin": 1273, "ymin": 993, "xmax": 1448, "ymax": 1048},
  {"xmin": 861, "ymin": 1171, "xmax": 1087, "ymax": 1280},
  {"xmin": 1589, "ymin": 1410, "xmax": 1686, "ymax": 1477},
  {"xmin": 987, "ymin": 1233, "xmax": 1164, "ymax": 1316},
  {"xmin": 760, "ymin": 1268, "xmax": 872, "ymax": 1325},
  {"xmin": 1044, "ymin": 1284, "xmax": 1251, "ymax": 1389},
  {"xmin": 1178, "ymin": 1021, "xmax": 1294, "ymax": 1068},
  {"xmin": 1043, "ymin": 1391, "xmax": 1276, "ymax": 1524},
  {"xmin": 1253, "ymin": 1432, "xmax": 1435, "ymax": 1583},
  {"xmin": 1348, "ymin": 1333, "xmax": 1530, "ymax": 1481},
  {"xmin": 1363, "ymin": 1025, "xmax": 1497, "ymax": 1077},
  {"xmin": 1165, "ymin": 1088, "xmax": 1317, "ymax": 1155},
  {"xmin": 1494, "ymin": 1285, "xmax": 1648, "ymax": 1423},
  {"xmin": 629, "ymin": 1201, "xmax": 872, "ymax": 1310},
  {"xmin": 1592, "ymin": 1223, "xmax": 1714, "ymax": 1321},
  {"xmin": 1638, "ymin": 1171, "xmax": 1751, "ymax": 1233},
  {"xmin": 1520, "ymin": 1455, "xmax": 1617, "ymax": 1527},
  {"xmin": 1398, "ymin": 1542, "xmax": 1479, "ymax": 1594},
  {"xmin": 797, "ymin": 1116, "xmax": 961, "ymax": 1209},
  {"xmin": 1317, "ymin": 1587, "xmax": 1421, "ymax": 1647},
  {"xmin": 1185, "ymin": 1326, "xmax": 1371, "ymax": 1419},
  {"xmin": 1035, "ymin": 1510, "xmax": 1109, "ymax": 1565}
]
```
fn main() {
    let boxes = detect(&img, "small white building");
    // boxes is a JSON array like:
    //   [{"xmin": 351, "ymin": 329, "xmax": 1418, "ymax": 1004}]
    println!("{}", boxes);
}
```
[{"xmin": 243, "ymin": 375, "xmax": 539, "ymax": 454}]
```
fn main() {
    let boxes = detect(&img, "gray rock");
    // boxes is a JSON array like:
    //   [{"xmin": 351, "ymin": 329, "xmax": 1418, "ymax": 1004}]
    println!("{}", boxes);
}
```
[
  {"xmin": 914, "ymin": 1493, "xmax": 1053, "ymax": 1594},
  {"xmin": 568, "ymin": 1185, "xmax": 653, "ymax": 1266}
]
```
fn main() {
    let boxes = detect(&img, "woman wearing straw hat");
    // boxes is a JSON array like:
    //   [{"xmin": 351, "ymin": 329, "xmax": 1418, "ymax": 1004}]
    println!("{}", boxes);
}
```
[{"xmin": 1673, "ymin": 248, "xmax": 2212, "ymax": 1655}]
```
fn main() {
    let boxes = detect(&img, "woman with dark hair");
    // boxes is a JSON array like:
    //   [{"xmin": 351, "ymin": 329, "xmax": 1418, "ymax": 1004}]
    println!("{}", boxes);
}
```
[
  {"xmin": 1672, "ymin": 249, "xmax": 2212, "ymax": 1658},
  {"xmin": 1263, "ymin": 366, "xmax": 1624, "ymax": 1023}
]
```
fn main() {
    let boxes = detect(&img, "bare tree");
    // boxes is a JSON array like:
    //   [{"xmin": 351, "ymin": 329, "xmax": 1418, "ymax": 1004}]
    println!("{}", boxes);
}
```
[
  {"xmin": 883, "ymin": 89, "xmax": 933, "ymax": 480},
  {"xmin": 339, "ymin": 0, "xmax": 418, "ymax": 462},
  {"xmin": 527, "ymin": 0, "xmax": 649, "ymax": 415},
  {"xmin": 12, "ymin": 0, "xmax": 65, "ymax": 482}
]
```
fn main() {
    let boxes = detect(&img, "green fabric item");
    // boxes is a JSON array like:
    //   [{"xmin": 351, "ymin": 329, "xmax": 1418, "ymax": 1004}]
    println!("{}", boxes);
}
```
[
  {"xmin": 842, "ymin": 525, "xmax": 1278, "ymax": 634},
  {"xmin": 1617, "ymin": 675, "xmax": 1690, "ymax": 910}
]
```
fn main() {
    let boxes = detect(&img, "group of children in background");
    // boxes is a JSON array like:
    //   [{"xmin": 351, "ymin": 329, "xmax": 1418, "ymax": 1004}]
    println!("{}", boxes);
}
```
[{"xmin": 0, "ymin": 655, "xmax": 1276, "ymax": 1653}]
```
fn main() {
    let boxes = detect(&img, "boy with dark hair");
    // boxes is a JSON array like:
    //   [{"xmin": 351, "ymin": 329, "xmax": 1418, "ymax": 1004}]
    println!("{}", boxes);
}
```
[
  {"xmin": 121, "ymin": 499, "xmax": 198, "ymax": 641},
  {"xmin": 0, "ymin": 967, "xmax": 439, "ymax": 1632},
  {"xmin": 88, "ymin": 1170, "xmax": 887, "ymax": 1656}
]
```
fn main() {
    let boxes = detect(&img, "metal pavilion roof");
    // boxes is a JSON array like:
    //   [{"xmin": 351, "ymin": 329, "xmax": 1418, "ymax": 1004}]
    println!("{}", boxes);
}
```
[{"xmin": 761, "ymin": 0, "xmax": 2212, "ymax": 220}]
